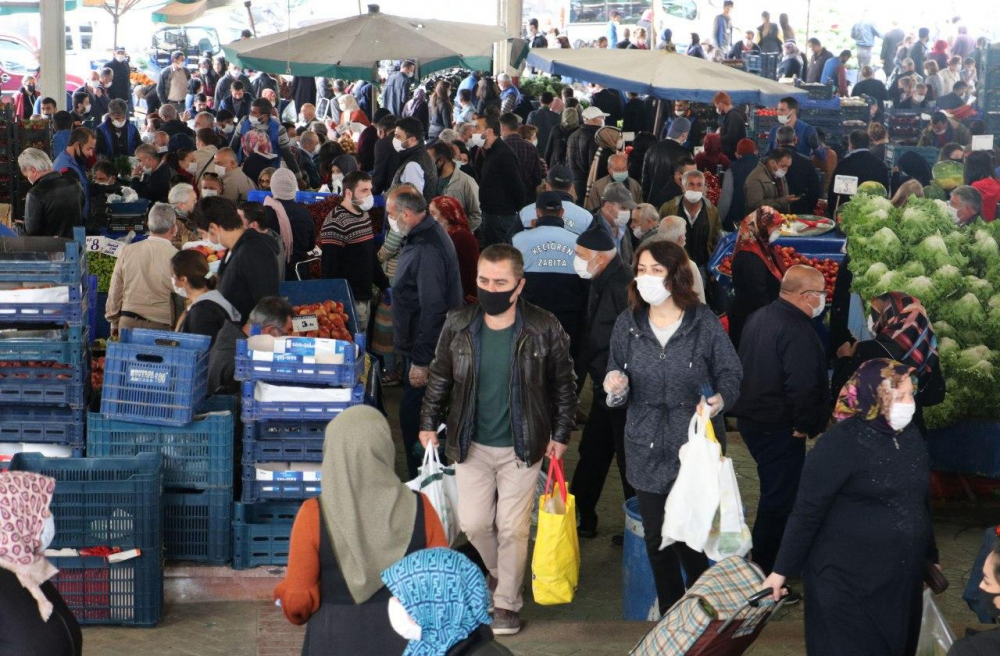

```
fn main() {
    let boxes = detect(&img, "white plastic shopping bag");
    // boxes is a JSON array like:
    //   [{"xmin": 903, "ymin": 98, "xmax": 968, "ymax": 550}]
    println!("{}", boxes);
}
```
[
  {"xmin": 660, "ymin": 407, "xmax": 722, "ymax": 552},
  {"xmin": 406, "ymin": 447, "xmax": 460, "ymax": 545},
  {"xmin": 915, "ymin": 589, "xmax": 955, "ymax": 656},
  {"xmin": 703, "ymin": 458, "xmax": 753, "ymax": 561}
]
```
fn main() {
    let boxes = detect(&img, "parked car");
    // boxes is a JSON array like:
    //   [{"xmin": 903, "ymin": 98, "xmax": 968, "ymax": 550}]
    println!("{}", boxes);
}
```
[
  {"xmin": 0, "ymin": 33, "xmax": 84, "ymax": 101},
  {"xmin": 146, "ymin": 26, "xmax": 222, "ymax": 75}
]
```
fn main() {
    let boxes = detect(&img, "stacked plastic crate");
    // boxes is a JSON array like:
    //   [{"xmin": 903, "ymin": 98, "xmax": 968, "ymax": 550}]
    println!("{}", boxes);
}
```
[
  {"xmin": 9, "ymin": 452, "xmax": 164, "ymax": 626},
  {"xmin": 984, "ymin": 45, "xmax": 1000, "ymax": 136},
  {"xmin": 87, "ymin": 329, "xmax": 235, "ymax": 565},
  {"xmin": 0, "ymin": 228, "xmax": 89, "ymax": 466},
  {"xmin": 234, "ymin": 280, "xmax": 365, "ymax": 569}
]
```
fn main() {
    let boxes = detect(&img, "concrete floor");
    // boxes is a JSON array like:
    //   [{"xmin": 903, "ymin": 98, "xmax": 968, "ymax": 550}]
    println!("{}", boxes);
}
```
[{"xmin": 81, "ymin": 385, "xmax": 1000, "ymax": 655}]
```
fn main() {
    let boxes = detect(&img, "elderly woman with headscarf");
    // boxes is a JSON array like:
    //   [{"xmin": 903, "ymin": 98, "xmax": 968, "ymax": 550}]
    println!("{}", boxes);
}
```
[
  {"xmin": 544, "ymin": 108, "xmax": 579, "ymax": 170},
  {"xmin": 728, "ymin": 207, "xmax": 785, "ymax": 348},
  {"xmin": 264, "ymin": 167, "xmax": 316, "ymax": 281},
  {"xmin": 274, "ymin": 406, "xmax": 447, "ymax": 656},
  {"xmin": 241, "ymin": 129, "xmax": 279, "ymax": 188},
  {"xmin": 381, "ymin": 549, "xmax": 513, "ymax": 656},
  {"xmin": 763, "ymin": 358, "xmax": 937, "ymax": 656},
  {"xmin": 429, "ymin": 196, "xmax": 479, "ymax": 304},
  {"xmin": 832, "ymin": 292, "xmax": 945, "ymax": 433},
  {"xmin": 777, "ymin": 41, "xmax": 804, "ymax": 78},
  {"xmin": 584, "ymin": 125, "xmax": 623, "ymax": 201},
  {"xmin": 0, "ymin": 471, "xmax": 82, "ymax": 656},
  {"xmin": 338, "ymin": 93, "xmax": 371, "ymax": 129}
]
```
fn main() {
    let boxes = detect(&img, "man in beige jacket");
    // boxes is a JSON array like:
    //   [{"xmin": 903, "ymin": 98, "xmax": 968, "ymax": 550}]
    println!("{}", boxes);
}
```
[
  {"xmin": 106, "ymin": 203, "xmax": 179, "ymax": 334},
  {"xmin": 585, "ymin": 153, "xmax": 642, "ymax": 211},
  {"xmin": 214, "ymin": 147, "xmax": 256, "ymax": 203}
]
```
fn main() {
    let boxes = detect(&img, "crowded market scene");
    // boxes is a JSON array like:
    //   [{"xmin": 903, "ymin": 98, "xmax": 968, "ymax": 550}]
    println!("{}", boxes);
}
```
[{"xmin": 3, "ymin": 0, "xmax": 1000, "ymax": 653}]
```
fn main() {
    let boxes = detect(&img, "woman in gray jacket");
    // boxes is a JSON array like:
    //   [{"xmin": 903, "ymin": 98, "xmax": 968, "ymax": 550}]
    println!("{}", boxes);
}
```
[{"xmin": 605, "ymin": 240, "xmax": 743, "ymax": 614}]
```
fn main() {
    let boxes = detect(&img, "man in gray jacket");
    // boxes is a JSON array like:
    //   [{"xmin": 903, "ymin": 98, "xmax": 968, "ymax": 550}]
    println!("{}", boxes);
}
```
[{"xmin": 429, "ymin": 141, "xmax": 482, "ymax": 232}]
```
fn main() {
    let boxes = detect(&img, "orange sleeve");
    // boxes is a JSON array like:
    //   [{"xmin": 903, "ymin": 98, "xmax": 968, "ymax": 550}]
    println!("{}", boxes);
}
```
[
  {"xmin": 273, "ymin": 498, "xmax": 322, "ymax": 625},
  {"xmin": 421, "ymin": 494, "xmax": 448, "ymax": 548}
]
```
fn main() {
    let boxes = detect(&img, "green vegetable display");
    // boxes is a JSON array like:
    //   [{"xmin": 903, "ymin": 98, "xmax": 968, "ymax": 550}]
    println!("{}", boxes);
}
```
[
  {"xmin": 87, "ymin": 252, "xmax": 116, "ymax": 293},
  {"xmin": 842, "ymin": 194, "xmax": 1000, "ymax": 429},
  {"xmin": 857, "ymin": 181, "xmax": 888, "ymax": 198}
]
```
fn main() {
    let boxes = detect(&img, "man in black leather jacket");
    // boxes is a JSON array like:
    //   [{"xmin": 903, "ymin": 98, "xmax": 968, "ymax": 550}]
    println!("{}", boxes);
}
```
[
  {"xmin": 18, "ymin": 148, "xmax": 84, "ymax": 238},
  {"xmin": 419, "ymin": 244, "xmax": 577, "ymax": 636}
]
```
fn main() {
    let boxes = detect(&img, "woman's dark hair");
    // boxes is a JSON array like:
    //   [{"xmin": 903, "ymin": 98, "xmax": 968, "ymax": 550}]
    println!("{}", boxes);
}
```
[
  {"xmin": 171, "ymin": 249, "xmax": 214, "ymax": 291},
  {"xmin": 191, "ymin": 196, "xmax": 242, "ymax": 231},
  {"xmin": 332, "ymin": 154, "xmax": 359, "ymax": 176},
  {"xmin": 317, "ymin": 140, "xmax": 346, "ymax": 181},
  {"xmin": 628, "ymin": 241, "xmax": 700, "ymax": 312},
  {"xmin": 938, "ymin": 143, "xmax": 964, "ymax": 162},
  {"xmin": 93, "ymin": 160, "xmax": 117, "ymax": 179},
  {"xmin": 964, "ymin": 150, "xmax": 997, "ymax": 185},
  {"xmin": 238, "ymin": 201, "xmax": 271, "ymax": 230}
]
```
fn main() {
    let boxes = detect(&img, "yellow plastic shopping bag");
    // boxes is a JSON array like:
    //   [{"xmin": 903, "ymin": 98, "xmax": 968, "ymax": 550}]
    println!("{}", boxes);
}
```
[{"xmin": 531, "ymin": 458, "xmax": 580, "ymax": 605}]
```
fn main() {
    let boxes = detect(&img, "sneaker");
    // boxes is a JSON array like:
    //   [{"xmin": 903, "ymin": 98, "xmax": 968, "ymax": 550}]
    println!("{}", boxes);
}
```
[
  {"xmin": 492, "ymin": 608, "xmax": 521, "ymax": 636},
  {"xmin": 578, "ymin": 514, "xmax": 598, "ymax": 539},
  {"xmin": 381, "ymin": 371, "xmax": 402, "ymax": 386},
  {"xmin": 487, "ymin": 574, "xmax": 498, "ymax": 614}
]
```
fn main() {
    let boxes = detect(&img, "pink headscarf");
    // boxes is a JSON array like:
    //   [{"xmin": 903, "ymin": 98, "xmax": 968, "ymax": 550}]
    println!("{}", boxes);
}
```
[
  {"xmin": 263, "ymin": 168, "xmax": 299, "ymax": 263},
  {"xmin": 0, "ymin": 471, "xmax": 58, "ymax": 620}
]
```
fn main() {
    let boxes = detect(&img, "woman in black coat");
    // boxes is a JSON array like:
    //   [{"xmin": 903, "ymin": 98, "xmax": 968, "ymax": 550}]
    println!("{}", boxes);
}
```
[
  {"xmin": 171, "ymin": 250, "xmax": 242, "ymax": 343},
  {"xmin": 832, "ymin": 292, "xmax": 945, "ymax": 434},
  {"xmin": 764, "ymin": 358, "xmax": 936, "ymax": 656},
  {"xmin": 0, "ymin": 471, "xmax": 82, "ymax": 656},
  {"xmin": 545, "ymin": 110, "xmax": 579, "ymax": 169},
  {"xmin": 728, "ymin": 207, "xmax": 785, "ymax": 349}
]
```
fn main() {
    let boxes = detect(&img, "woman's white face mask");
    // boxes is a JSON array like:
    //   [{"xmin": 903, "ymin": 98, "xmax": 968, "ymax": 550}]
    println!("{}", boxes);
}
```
[{"xmin": 387, "ymin": 597, "xmax": 422, "ymax": 641}]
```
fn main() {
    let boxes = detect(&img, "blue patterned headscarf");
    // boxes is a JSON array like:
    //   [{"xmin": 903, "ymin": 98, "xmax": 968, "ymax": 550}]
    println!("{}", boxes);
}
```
[{"xmin": 381, "ymin": 548, "xmax": 492, "ymax": 656}]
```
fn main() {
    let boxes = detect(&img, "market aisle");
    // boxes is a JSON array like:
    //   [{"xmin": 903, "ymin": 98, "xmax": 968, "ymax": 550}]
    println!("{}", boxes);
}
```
[{"xmin": 80, "ymin": 386, "xmax": 995, "ymax": 655}]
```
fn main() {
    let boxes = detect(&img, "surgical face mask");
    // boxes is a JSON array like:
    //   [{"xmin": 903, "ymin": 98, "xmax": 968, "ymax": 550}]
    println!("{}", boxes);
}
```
[
  {"xmin": 388, "ymin": 597, "xmax": 422, "ymax": 642},
  {"xmin": 230, "ymin": 69, "xmax": 240, "ymax": 78},
  {"xmin": 615, "ymin": 209, "xmax": 631, "ymax": 227},
  {"xmin": 214, "ymin": 165, "xmax": 227, "ymax": 177},
  {"xmin": 573, "ymin": 255, "xmax": 593, "ymax": 279},
  {"xmin": 636, "ymin": 274, "xmax": 671, "ymax": 306},
  {"xmin": 205, "ymin": 229, "xmax": 223, "ymax": 248},
  {"xmin": 947, "ymin": 204, "xmax": 961, "ymax": 223},
  {"xmin": 469, "ymin": 133, "xmax": 485, "ymax": 147},
  {"xmin": 201, "ymin": 188, "xmax": 218, "ymax": 197},
  {"xmin": 888, "ymin": 401, "xmax": 916, "ymax": 431},
  {"xmin": 157, "ymin": 146, "xmax": 168, "ymax": 154},
  {"xmin": 222, "ymin": 124, "xmax": 235, "ymax": 135},
  {"xmin": 355, "ymin": 195, "xmax": 375, "ymax": 212},
  {"xmin": 39, "ymin": 515, "xmax": 55, "ymax": 552},
  {"xmin": 392, "ymin": 137, "xmax": 405, "ymax": 152},
  {"xmin": 453, "ymin": 159, "xmax": 465, "ymax": 168},
  {"xmin": 330, "ymin": 173, "xmax": 344, "ymax": 184},
  {"xmin": 777, "ymin": 113, "xmax": 791, "ymax": 125},
  {"xmin": 112, "ymin": 118, "xmax": 127, "ymax": 129},
  {"xmin": 611, "ymin": 171, "xmax": 628, "ymax": 183},
  {"xmin": 616, "ymin": 138, "xmax": 625, "ymax": 150},
  {"xmin": 810, "ymin": 293, "xmax": 826, "ymax": 318},
  {"xmin": 912, "ymin": 95, "xmax": 925, "ymax": 103},
  {"xmin": 141, "ymin": 132, "xmax": 154, "ymax": 144},
  {"xmin": 674, "ymin": 109, "xmax": 686, "ymax": 117},
  {"xmin": 388, "ymin": 216, "xmax": 401, "ymax": 233},
  {"xmin": 115, "ymin": 54, "xmax": 126, "ymax": 62},
  {"xmin": 632, "ymin": 225, "xmax": 647, "ymax": 239},
  {"xmin": 185, "ymin": 161, "xmax": 198, "ymax": 175},
  {"xmin": 171, "ymin": 277, "xmax": 188, "ymax": 298},
  {"xmin": 684, "ymin": 190, "xmax": 703, "ymax": 203},
  {"xmin": 248, "ymin": 115, "xmax": 261, "ymax": 127},
  {"xmin": 174, "ymin": 205, "xmax": 189, "ymax": 218},
  {"xmin": 530, "ymin": 139, "xmax": 538, "ymax": 147},
  {"xmin": 769, "ymin": 230, "xmax": 781, "ymax": 244},
  {"xmin": 774, "ymin": 168, "xmax": 787, "ymax": 179},
  {"xmin": 82, "ymin": 104, "xmax": 91, "ymax": 114}
]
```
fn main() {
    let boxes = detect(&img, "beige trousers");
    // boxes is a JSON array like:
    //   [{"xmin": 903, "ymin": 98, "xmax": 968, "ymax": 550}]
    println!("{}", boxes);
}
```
[
  {"xmin": 114, "ymin": 315, "xmax": 172, "ymax": 334},
  {"xmin": 455, "ymin": 443, "xmax": 542, "ymax": 613}
]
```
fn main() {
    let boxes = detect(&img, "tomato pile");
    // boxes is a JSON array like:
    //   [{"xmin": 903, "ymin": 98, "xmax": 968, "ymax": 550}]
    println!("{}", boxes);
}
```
[
  {"xmin": 91, "ymin": 356, "xmax": 105, "ymax": 392},
  {"xmin": 756, "ymin": 108, "xmax": 778, "ymax": 117},
  {"xmin": 187, "ymin": 245, "xmax": 227, "ymax": 263},
  {"xmin": 0, "ymin": 361, "xmax": 73, "ymax": 380},
  {"xmin": 716, "ymin": 246, "xmax": 840, "ymax": 302},
  {"xmin": 293, "ymin": 301, "xmax": 353, "ymax": 341},
  {"xmin": 704, "ymin": 170, "xmax": 721, "ymax": 207}
]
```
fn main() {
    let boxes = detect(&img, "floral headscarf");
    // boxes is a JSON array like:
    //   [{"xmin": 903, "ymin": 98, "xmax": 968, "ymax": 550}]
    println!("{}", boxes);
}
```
[
  {"xmin": 733, "ymin": 206, "xmax": 786, "ymax": 280},
  {"xmin": 869, "ymin": 292, "xmax": 939, "ymax": 380},
  {"xmin": 381, "ymin": 548, "xmax": 491, "ymax": 656},
  {"xmin": 0, "ymin": 471, "xmax": 58, "ymax": 620},
  {"xmin": 834, "ymin": 358, "xmax": 915, "ymax": 434}
]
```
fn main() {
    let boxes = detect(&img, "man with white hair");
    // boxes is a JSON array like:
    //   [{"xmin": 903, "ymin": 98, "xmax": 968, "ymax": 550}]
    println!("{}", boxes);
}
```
[
  {"xmin": 295, "ymin": 130, "xmax": 321, "ymax": 188},
  {"xmin": 630, "ymin": 203, "xmax": 660, "ymax": 243},
  {"xmin": 657, "ymin": 168, "xmax": 722, "ymax": 272},
  {"xmin": 437, "ymin": 128, "xmax": 459, "ymax": 143},
  {"xmin": 193, "ymin": 112, "xmax": 215, "ymax": 132},
  {"xmin": 498, "ymin": 73, "xmax": 521, "ymax": 114},
  {"xmin": 19, "ymin": 148, "xmax": 84, "ymax": 238},
  {"xmin": 158, "ymin": 100, "xmax": 194, "ymax": 139},
  {"xmin": 654, "ymin": 215, "xmax": 706, "ymax": 303},
  {"xmin": 106, "ymin": 202, "xmax": 179, "ymax": 334},
  {"xmin": 168, "ymin": 183, "xmax": 198, "ymax": 247}
]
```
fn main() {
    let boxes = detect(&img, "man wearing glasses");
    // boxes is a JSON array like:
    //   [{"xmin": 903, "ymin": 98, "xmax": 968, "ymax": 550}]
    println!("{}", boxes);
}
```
[{"xmin": 729, "ymin": 265, "xmax": 832, "ymax": 575}]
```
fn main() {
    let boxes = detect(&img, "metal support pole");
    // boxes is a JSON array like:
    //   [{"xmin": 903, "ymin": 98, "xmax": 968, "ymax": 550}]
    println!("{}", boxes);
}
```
[{"xmin": 39, "ymin": 0, "xmax": 67, "ymax": 110}]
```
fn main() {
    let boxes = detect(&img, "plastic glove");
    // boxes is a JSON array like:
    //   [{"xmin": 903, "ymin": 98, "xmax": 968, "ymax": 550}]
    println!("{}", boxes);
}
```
[{"xmin": 603, "ymin": 370, "xmax": 629, "ymax": 397}]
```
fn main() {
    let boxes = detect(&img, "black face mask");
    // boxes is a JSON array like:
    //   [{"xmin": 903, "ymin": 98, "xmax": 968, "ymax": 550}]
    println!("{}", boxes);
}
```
[
  {"xmin": 478, "ymin": 286, "xmax": 517, "ymax": 316},
  {"xmin": 982, "ymin": 589, "xmax": 1000, "ymax": 618}
]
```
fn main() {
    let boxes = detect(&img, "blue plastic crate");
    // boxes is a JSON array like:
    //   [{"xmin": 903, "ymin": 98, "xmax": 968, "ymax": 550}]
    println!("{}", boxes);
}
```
[
  {"xmin": 240, "ymin": 464, "xmax": 320, "ymax": 503},
  {"xmin": 279, "ymin": 279, "xmax": 359, "ymax": 335},
  {"xmin": 48, "ymin": 552, "xmax": 162, "ymax": 626},
  {"xmin": 0, "ymin": 228, "xmax": 86, "ymax": 285},
  {"xmin": 247, "ymin": 190, "xmax": 273, "ymax": 203},
  {"xmin": 163, "ymin": 488, "xmax": 232, "ymax": 564},
  {"xmin": 8, "ymin": 452, "xmax": 163, "ymax": 550},
  {"xmin": 242, "ymin": 421, "xmax": 325, "ymax": 464},
  {"xmin": 240, "ymin": 380, "xmax": 365, "ymax": 422},
  {"xmin": 87, "ymin": 395, "xmax": 236, "ymax": 489},
  {"xmin": 107, "ymin": 200, "xmax": 150, "ymax": 216},
  {"xmin": 0, "ymin": 405, "xmax": 85, "ymax": 445},
  {"xmin": 295, "ymin": 190, "xmax": 334, "ymax": 204},
  {"xmin": 0, "ymin": 277, "xmax": 88, "ymax": 325},
  {"xmin": 0, "ymin": 324, "xmax": 89, "ymax": 363},
  {"xmin": 232, "ymin": 501, "xmax": 301, "ymax": 569},
  {"xmin": 235, "ymin": 333, "xmax": 365, "ymax": 387},
  {"xmin": 101, "ymin": 329, "xmax": 210, "ymax": 426},
  {"xmin": 87, "ymin": 275, "xmax": 97, "ymax": 340},
  {"xmin": 0, "ymin": 363, "xmax": 87, "ymax": 407}
]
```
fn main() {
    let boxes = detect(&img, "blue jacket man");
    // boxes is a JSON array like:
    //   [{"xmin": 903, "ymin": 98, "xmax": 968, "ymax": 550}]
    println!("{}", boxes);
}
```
[
  {"xmin": 383, "ymin": 61, "xmax": 415, "ymax": 117},
  {"xmin": 95, "ymin": 103, "xmax": 141, "ymax": 158},
  {"xmin": 766, "ymin": 98, "xmax": 826, "ymax": 161},
  {"xmin": 52, "ymin": 128, "xmax": 94, "ymax": 219},
  {"xmin": 512, "ymin": 191, "xmax": 588, "ymax": 351}
]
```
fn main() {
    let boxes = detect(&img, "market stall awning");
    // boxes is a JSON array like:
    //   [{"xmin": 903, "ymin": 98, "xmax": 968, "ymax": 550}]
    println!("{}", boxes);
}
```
[
  {"xmin": 526, "ymin": 48, "xmax": 806, "ymax": 106},
  {"xmin": 0, "ymin": 0, "xmax": 78, "ymax": 15},
  {"xmin": 151, "ymin": 0, "xmax": 205, "ymax": 24},
  {"xmin": 223, "ymin": 5, "xmax": 508, "ymax": 80}
]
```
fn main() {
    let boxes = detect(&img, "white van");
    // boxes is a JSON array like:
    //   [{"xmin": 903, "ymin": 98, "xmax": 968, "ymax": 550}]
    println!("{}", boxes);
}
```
[{"xmin": 562, "ymin": 0, "xmax": 709, "ymax": 49}]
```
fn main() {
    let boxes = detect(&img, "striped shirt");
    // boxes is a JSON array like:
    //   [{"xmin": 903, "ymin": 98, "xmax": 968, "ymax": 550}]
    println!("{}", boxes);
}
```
[{"xmin": 319, "ymin": 205, "xmax": 373, "ymax": 246}]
